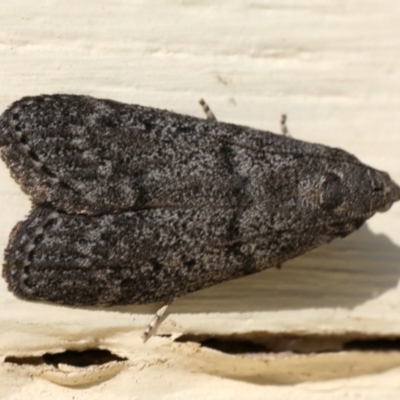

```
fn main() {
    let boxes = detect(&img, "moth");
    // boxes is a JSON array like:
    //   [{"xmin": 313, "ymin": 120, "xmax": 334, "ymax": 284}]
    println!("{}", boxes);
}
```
[{"xmin": 1, "ymin": 95, "xmax": 399, "ymax": 340}]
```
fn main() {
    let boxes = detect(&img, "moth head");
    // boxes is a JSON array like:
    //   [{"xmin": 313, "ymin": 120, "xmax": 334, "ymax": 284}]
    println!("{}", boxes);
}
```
[
  {"xmin": 366, "ymin": 167, "xmax": 400, "ymax": 212},
  {"xmin": 318, "ymin": 165, "xmax": 400, "ymax": 216}
]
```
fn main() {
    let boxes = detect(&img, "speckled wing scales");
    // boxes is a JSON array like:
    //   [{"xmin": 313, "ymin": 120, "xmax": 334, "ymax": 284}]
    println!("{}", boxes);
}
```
[
  {"xmin": 0, "ymin": 95, "xmax": 360, "ymax": 215},
  {"xmin": 2, "ymin": 95, "xmax": 400, "ymax": 340},
  {"xmin": 3, "ymin": 205, "xmax": 261, "ymax": 306},
  {"xmin": 0, "ymin": 94, "xmax": 256, "ymax": 214},
  {"xmin": 3, "ymin": 203, "xmax": 340, "ymax": 307}
]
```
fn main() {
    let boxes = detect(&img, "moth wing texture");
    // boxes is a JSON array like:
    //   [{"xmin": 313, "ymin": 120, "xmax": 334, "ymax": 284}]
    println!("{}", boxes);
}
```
[
  {"xmin": 3, "ymin": 202, "xmax": 366, "ymax": 307},
  {"xmin": 0, "ymin": 94, "xmax": 361, "ymax": 215}
]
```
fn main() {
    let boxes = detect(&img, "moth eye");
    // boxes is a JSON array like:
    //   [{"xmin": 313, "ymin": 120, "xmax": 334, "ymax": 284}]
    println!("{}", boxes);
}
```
[{"xmin": 319, "ymin": 172, "xmax": 344, "ymax": 210}]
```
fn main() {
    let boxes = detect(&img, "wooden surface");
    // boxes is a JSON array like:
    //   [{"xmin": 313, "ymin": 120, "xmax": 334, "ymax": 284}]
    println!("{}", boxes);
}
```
[{"xmin": 1, "ymin": 1, "xmax": 400, "ymax": 398}]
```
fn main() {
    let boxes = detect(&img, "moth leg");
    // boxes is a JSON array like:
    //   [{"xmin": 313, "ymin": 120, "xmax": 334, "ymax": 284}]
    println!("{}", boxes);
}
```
[
  {"xmin": 141, "ymin": 299, "xmax": 174, "ymax": 342},
  {"xmin": 281, "ymin": 113, "xmax": 291, "ymax": 137},
  {"xmin": 199, "ymin": 98, "xmax": 217, "ymax": 121}
]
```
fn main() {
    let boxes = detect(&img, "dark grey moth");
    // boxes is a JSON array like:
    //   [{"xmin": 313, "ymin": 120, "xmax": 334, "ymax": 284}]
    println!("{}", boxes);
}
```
[{"xmin": 1, "ymin": 95, "xmax": 399, "ymax": 339}]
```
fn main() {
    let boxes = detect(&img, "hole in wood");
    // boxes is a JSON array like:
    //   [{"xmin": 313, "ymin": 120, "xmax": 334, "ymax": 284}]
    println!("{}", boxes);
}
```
[
  {"xmin": 175, "ymin": 333, "xmax": 400, "ymax": 355},
  {"xmin": 4, "ymin": 348, "xmax": 127, "ymax": 368}
]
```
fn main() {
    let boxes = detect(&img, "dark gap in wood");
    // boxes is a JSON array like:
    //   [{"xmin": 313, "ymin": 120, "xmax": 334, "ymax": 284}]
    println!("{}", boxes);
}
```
[
  {"xmin": 4, "ymin": 348, "xmax": 127, "ymax": 367},
  {"xmin": 175, "ymin": 333, "xmax": 400, "ymax": 355}
]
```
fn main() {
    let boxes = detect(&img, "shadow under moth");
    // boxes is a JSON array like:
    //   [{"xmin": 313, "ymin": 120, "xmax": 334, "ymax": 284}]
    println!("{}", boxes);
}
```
[{"xmin": 1, "ymin": 95, "xmax": 399, "ymax": 340}]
